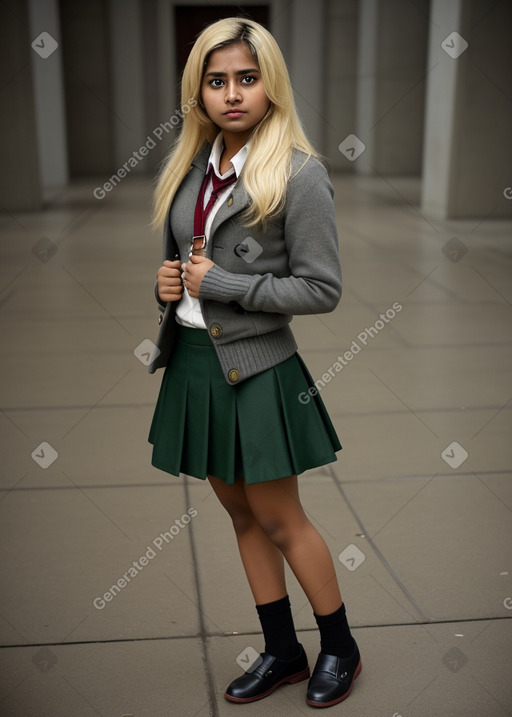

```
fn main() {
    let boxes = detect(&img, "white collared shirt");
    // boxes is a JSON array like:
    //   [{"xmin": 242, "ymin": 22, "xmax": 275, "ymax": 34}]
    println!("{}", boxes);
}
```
[{"xmin": 176, "ymin": 133, "xmax": 250, "ymax": 329}]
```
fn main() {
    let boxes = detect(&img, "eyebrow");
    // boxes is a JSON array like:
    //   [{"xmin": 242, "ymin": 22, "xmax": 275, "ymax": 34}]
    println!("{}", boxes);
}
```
[{"xmin": 205, "ymin": 68, "xmax": 260, "ymax": 77}]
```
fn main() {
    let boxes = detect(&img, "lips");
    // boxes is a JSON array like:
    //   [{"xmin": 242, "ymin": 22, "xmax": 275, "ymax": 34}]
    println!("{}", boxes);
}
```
[{"xmin": 224, "ymin": 110, "xmax": 246, "ymax": 117}]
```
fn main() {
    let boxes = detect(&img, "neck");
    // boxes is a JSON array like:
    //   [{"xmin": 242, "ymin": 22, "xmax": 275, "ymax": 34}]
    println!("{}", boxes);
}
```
[{"xmin": 221, "ymin": 130, "xmax": 250, "ymax": 159}]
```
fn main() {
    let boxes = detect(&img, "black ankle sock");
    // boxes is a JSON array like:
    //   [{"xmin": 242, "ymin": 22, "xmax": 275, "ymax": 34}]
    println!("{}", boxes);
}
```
[
  {"xmin": 313, "ymin": 602, "xmax": 355, "ymax": 658},
  {"xmin": 256, "ymin": 595, "xmax": 301, "ymax": 661}
]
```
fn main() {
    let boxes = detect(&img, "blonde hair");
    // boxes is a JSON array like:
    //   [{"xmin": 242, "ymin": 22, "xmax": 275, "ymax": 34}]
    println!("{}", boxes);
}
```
[{"xmin": 152, "ymin": 17, "xmax": 318, "ymax": 230}]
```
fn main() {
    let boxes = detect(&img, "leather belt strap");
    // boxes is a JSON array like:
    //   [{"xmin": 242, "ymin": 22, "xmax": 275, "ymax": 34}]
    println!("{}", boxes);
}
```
[{"xmin": 192, "ymin": 164, "xmax": 237, "ymax": 256}]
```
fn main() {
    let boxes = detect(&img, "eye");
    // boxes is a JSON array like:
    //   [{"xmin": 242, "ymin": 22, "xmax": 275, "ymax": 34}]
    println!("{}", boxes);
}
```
[
  {"xmin": 241, "ymin": 75, "xmax": 257, "ymax": 85},
  {"xmin": 209, "ymin": 78, "xmax": 225, "ymax": 88}
]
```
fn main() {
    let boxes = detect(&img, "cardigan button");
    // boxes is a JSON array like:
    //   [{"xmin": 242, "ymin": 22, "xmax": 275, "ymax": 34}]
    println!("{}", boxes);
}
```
[
  {"xmin": 210, "ymin": 324, "xmax": 222, "ymax": 339},
  {"xmin": 228, "ymin": 369, "xmax": 240, "ymax": 383}
]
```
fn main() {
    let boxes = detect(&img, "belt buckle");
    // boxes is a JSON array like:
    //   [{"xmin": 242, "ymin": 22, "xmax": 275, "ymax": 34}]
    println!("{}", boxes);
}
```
[{"xmin": 191, "ymin": 235, "xmax": 207, "ymax": 257}]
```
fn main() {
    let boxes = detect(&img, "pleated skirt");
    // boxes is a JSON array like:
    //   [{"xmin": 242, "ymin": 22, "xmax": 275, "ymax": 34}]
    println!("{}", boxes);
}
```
[{"xmin": 148, "ymin": 325, "xmax": 341, "ymax": 484}]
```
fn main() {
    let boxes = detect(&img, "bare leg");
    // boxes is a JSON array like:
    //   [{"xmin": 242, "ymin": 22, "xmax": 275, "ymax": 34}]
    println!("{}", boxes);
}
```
[
  {"xmin": 243, "ymin": 475, "xmax": 342, "ymax": 616},
  {"xmin": 212, "ymin": 474, "xmax": 358, "ymax": 707},
  {"xmin": 208, "ymin": 474, "xmax": 288, "ymax": 605}
]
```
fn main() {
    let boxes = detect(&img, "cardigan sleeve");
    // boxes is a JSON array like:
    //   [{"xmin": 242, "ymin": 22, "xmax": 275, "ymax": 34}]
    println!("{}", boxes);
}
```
[
  {"xmin": 154, "ymin": 280, "xmax": 167, "ymax": 312},
  {"xmin": 198, "ymin": 157, "xmax": 342, "ymax": 315}
]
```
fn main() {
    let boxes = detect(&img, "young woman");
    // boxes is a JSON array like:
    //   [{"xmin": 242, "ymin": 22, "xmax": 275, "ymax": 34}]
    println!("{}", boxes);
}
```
[{"xmin": 148, "ymin": 17, "xmax": 361, "ymax": 709}]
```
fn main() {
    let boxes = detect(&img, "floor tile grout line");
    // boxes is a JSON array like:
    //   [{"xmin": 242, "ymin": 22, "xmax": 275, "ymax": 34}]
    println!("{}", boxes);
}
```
[
  {"xmin": 327, "ymin": 465, "xmax": 430, "ymax": 622},
  {"xmin": 183, "ymin": 475, "xmax": 220, "ymax": 717},
  {"xmin": 1, "ymin": 468, "xmax": 510, "ymax": 494},
  {"xmin": 1, "ymin": 616, "xmax": 510, "ymax": 651},
  {"xmin": 338, "ymin": 223, "xmax": 466, "ymax": 303}
]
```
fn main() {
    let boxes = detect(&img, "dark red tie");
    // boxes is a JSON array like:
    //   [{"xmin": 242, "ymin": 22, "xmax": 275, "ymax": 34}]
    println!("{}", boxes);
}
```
[{"xmin": 192, "ymin": 165, "xmax": 237, "ymax": 255}]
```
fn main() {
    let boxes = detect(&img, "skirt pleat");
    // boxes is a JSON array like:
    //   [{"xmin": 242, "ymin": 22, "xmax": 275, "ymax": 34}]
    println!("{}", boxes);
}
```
[
  {"xmin": 236, "ymin": 364, "xmax": 294, "ymax": 483},
  {"xmin": 148, "ymin": 324, "xmax": 341, "ymax": 485},
  {"xmin": 206, "ymin": 345, "xmax": 241, "ymax": 481},
  {"xmin": 273, "ymin": 353, "xmax": 342, "ymax": 476},
  {"xmin": 148, "ymin": 339, "xmax": 189, "ymax": 476},
  {"xmin": 182, "ymin": 345, "xmax": 209, "ymax": 479}
]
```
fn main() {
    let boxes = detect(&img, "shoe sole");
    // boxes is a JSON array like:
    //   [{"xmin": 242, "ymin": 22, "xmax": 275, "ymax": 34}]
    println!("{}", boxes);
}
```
[
  {"xmin": 305, "ymin": 659, "xmax": 362, "ymax": 708},
  {"xmin": 224, "ymin": 665, "xmax": 311, "ymax": 703}
]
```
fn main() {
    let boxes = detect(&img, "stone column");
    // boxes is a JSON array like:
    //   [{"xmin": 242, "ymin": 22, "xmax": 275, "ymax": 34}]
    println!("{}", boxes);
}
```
[
  {"xmin": 324, "ymin": 0, "xmax": 359, "ymax": 170},
  {"xmin": 421, "ymin": 0, "xmax": 512, "ymax": 218},
  {"xmin": 289, "ymin": 0, "xmax": 326, "ymax": 152},
  {"xmin": 353, "ymin": 0, "xmax": 429, "ymax": 175},
  {"xmin": 108, "ymin": 0, "xmax": 147, "ymax": 173},
  {"xmin": 28, "ymin": 0, "xmax": 68, "ymax": 190},
  {"xmin": 0, "ymin": 0, "xmax": 42, "ymax": 210}
]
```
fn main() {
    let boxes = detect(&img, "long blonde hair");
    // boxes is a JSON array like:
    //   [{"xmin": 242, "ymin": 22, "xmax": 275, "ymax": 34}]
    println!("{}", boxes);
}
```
[{"xmin": 152, "ymin": 17, "xmax": 318, "ymax": 230}]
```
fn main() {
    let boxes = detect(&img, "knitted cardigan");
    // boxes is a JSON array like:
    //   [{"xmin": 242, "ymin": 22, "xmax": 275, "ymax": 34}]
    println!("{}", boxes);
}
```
[{"xmin": 149, "ymin": 143, "xmax": 342, "ymax": 384}]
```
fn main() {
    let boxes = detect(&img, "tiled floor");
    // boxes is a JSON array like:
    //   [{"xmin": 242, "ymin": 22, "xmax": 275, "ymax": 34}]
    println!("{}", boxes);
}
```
[{"xmin": 0, "ymin": 173, "xmax": 511, "ymax": 716}]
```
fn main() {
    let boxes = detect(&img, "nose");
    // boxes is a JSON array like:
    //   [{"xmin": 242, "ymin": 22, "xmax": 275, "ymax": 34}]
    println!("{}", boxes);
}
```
[{"xmin": 225, "ymin": 80, "xmax": 241, "ymax": 104}]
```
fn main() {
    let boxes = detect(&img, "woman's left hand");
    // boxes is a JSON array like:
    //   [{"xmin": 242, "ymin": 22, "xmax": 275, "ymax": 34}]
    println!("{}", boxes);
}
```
[{"xmin": 181, "ymin": 255, "xmax": 215, "ymax": 298}]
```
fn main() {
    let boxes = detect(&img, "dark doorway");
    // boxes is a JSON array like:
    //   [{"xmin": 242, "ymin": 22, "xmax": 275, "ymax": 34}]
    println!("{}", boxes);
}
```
[
  {"xmin": 59, "ymin": 0, "xmax": 115, "ymax": 176},
  {"xmin": 174, "ymin": 5, "xmax": 270, "ymax": 81}
]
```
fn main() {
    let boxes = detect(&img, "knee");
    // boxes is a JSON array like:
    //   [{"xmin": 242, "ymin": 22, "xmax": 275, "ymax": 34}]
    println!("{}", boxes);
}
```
[
  {"xmin": 258, "ymin": 517, "xmax": 306, "ymax": 552},
  {"xmin": 209, "ymin": 476, "xmax": 257, "ymax": 534},
  {"xmin": 221, "ymin": 502, "xmax": 257, "ymax": 534}
]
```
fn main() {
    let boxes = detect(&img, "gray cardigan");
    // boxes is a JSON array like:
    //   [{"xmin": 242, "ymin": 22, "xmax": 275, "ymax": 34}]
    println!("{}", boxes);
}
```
[{"xmin": 149, "ymin": 143, "xmax": 342, "ymax": 383}]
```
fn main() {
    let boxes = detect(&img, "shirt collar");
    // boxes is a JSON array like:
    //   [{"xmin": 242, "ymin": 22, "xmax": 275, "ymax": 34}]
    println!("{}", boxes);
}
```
[{"xmin": 207, "ymin": 133, "xmax": 250, "ymax": 179}]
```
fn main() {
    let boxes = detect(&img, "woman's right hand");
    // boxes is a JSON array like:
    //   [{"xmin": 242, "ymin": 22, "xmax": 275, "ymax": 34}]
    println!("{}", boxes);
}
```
[{"xmin": 157, "ymin": 259, "xmax": 183, "ymax": 302}]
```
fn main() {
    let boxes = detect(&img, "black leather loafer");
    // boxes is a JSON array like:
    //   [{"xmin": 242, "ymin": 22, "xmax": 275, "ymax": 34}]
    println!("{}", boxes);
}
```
[
  {"xmin": 306, "ymin": 641, "xmax": 362, "ymax": 708},
  {"xmin": 224, "ymin": 644, "xmax": 310, "ymax": 703}
]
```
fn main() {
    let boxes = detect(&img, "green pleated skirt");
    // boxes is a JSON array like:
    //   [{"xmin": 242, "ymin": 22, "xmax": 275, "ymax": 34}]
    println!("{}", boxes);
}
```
[{"xmin": 148, "ymin": 325, "xmax": 341, "ymax": 484}]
